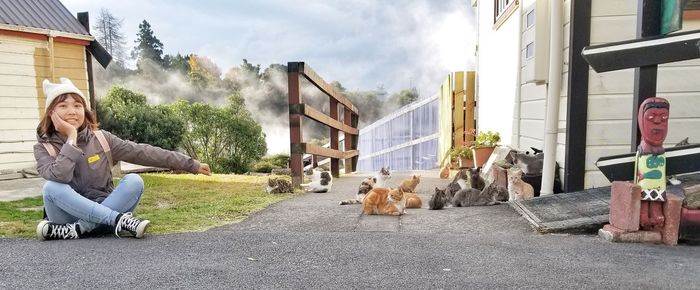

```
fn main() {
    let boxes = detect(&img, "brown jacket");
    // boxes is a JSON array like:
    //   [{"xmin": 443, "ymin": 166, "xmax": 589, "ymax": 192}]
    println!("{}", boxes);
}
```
[{"xmin": 34, "ymin": 128, "xmax": 200, "ymax": 202}]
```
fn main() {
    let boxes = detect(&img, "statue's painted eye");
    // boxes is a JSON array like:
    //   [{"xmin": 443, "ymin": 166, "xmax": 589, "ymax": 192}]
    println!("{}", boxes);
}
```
[{"xmin": 661, "ymin": 115, "xmax": 668, "ymax": 120}]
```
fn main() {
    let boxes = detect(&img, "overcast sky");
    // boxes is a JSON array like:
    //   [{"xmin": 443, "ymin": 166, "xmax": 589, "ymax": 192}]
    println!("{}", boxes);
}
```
[{"xmin": 62, "ymin": 0, "xmax": 476, "ymax": 97}]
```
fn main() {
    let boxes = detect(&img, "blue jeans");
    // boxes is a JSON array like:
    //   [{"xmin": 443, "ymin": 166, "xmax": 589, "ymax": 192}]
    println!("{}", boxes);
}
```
[{"xmin": 42, "ymin": 174, "xmax": 145, "ymax": 233}]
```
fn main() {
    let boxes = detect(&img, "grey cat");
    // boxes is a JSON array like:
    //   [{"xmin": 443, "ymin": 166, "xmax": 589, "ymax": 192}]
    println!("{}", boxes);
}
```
[
  {"xmin": 468, "ymin": 167, "xmax": 486, "ymax": 191},
  {"xmin": 452, "ymin": 187, "xmax": 501, "ymax": 207},
  {"xmin": 429, "ymin": 187, "xmax": 449, "ymax": 210}
]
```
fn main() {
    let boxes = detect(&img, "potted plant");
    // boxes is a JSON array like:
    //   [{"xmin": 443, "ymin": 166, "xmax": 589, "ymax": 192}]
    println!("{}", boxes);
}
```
[
  {"xmin": 471, "ymin": 130, "xmax": 500, "ymax": 167},
  {"xmin": 450, "ymin": 146, "xmax": 474, "ymax": 168}
]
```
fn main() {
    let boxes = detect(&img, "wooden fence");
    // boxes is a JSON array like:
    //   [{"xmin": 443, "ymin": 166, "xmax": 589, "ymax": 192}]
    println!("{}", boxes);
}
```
[{"xmin": 287, "ymin": 62, "xmax": 359, "ymax": 187}]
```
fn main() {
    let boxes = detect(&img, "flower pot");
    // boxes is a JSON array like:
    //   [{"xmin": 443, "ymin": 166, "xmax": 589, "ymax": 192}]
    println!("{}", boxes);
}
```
[
  {"xmin": 472, "ymin": 146, "xmax": 495, "ymax": 167},
  {"xmin": 459, "ymin": 157, "xmax": 474, "ymax": 168}
]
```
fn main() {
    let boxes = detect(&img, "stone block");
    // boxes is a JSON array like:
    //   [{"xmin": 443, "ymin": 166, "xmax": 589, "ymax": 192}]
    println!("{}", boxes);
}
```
[
  {"xmin": 661, "ymin": 193, "xmax": 683, "ymax": 245},
  {"xmin": 609, "ymin": 181, "xmax": 641, "ymax": 231},
  {"xmin": 599, "ymin": 224, "xmax": 661, "ymax": 244}
]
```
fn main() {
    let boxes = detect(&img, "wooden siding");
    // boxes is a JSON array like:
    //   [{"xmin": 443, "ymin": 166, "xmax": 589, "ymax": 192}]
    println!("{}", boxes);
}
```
[
  {"xmin": 0, "ymin": 33, "xmax": 87, "ymax": 171},
  {"xmin": 582, "ymin": 0, "xmax": 700, "ymax": 188}
]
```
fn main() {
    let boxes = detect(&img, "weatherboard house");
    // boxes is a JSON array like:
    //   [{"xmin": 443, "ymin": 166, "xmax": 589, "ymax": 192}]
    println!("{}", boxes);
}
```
[
  {"xmin": 471, "ymin": 0, "xmax": 700, "ymax": 193},
  {"xmin": 0, "ymin": 0, "xmax": 110, "ymax": 174}
]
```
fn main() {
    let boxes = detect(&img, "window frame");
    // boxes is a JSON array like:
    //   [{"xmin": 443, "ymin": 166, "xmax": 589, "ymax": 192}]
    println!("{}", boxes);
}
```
[{"xmin": 493, "ymin": 0, "xmax": 519, "ymax": 30}]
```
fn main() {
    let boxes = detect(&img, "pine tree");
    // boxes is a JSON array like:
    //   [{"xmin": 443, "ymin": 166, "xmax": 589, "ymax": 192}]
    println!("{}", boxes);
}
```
[
  {"xmin": 93, "ymin": 8, "xmax": 126, "ymax": 65},
  {"xmin": 132, "ymin": 20, "xmax": 164, "ymax": 66}
]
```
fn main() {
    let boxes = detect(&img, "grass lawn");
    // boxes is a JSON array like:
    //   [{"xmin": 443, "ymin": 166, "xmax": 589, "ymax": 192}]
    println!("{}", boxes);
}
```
[{"xmin": 0, "ymin": 173, "xmax": 295, "ymax": 239}]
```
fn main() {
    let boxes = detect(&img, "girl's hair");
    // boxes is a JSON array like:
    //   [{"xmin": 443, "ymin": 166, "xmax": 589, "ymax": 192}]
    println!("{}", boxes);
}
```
[{"xmin": 37, "ymin": 93, "xmax": 98, "ymax": 137}]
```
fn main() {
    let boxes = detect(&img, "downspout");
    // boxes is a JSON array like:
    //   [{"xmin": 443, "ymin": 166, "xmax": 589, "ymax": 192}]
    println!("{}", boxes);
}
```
[
  {"xmin": 512, "ymin": 1, "xmax": 523, "ymax": 148},
  {"xmin": 540, "ymin": 0, "xmax": 563, "ymax": 195}
]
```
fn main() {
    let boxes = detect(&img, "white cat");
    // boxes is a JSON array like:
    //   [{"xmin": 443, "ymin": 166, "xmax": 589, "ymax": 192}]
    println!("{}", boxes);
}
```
[{"xmin": 301, "ymin": 167, "xmax": 333, "ymax": 193}]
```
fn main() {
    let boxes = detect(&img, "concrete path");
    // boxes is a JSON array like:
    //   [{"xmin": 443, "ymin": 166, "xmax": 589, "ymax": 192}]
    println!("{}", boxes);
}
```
[
  {"xmin": 1, "ymin": 171, "xmax": 699, "ymax": 289},
  {"xmin": 0, "ymin": 177, "xmax": 43, "ymax": 202}
]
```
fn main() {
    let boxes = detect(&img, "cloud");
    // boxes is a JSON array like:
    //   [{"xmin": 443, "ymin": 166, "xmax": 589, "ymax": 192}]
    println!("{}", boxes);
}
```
[{"xmin": 62, "ymin": 0, "xmax": 475, "ymax": 96}]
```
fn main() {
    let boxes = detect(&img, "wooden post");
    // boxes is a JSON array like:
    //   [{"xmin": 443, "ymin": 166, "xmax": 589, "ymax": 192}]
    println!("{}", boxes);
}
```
[
  {"xmin": 330, "ymin": 98, "xmax": 339, "ymax": 178},
  {"xmin": 350, "ymin": 112, "xmax": 359, "ymax": 172},
  {"xmin": 344, "ymin": 107, "xmax": 352, "ymax": 173},
  {"xmin": 631, "ymin": 0, "xmax": 661, "ymax": 151},
  {"xmin": 288, "ymin": 66, "xmax": 303, "ymax": 188}
]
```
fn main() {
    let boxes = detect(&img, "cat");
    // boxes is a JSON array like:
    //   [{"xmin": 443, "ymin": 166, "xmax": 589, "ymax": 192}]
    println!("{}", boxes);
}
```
[
  {"xmin": 361, "ymin": 187, "xmax": 406, "ymax": 216},
  {"xmin": 301, "ymin": 167, "xmax": 333, "ymax": 193},
  {"xmin": 339, "ymin": 176, "xmax": 376, "ymax": 205},
  {"xmin": 481, "ymin": 182, "xmax": 509, "ymax": 202},
  {"xmin": 428, "ymin": 187, "xmax": 449, "ymax": 210},
  {"xmin": 508, "ymin": 169, "xmax": 534, "ymax": 201},
  {"xmin": 399, "ymin": 175, "xmax": 421, "ymax": 192},
  {"xmin": 510, "ymin": 151, "xmax": 544, "ymax": 175},
  {"xmin": 445, "ymin": 169, "xmax": 468, "ymax": 202},
  {"xmin": 339, "ymin": 167, "xmax": 391, "ymax": 205},
  {"xmin": 439, "ymin": 164, "xmax": 450, "ymax": 179},
  {"xmin": 451, "ymin": 187, "xmax": 501, "ymax": 207},
  {"xmin": 468, "ymin": 167, "xmax": 486, "ymax": 191},
  {"xmin": 398, "ymin": 175, "xmax": 422, "ymax": 208},
  {"xmin": 374, "ymin": 166, "xmax": 392, "ymax": 188},
  {"xmin": 266, "ymin": 177, "xmax": 293, "ymax": 194}
]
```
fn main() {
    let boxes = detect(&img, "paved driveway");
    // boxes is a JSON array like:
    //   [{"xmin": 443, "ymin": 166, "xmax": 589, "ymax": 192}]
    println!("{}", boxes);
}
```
[{"xmin": 1, "ymin": 171, "xmax": 698, "ymax": 289}]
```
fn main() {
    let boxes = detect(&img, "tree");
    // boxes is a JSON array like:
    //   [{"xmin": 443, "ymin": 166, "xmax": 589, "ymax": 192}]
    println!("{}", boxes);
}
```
[
  {"xmin": 97, "ymin": 86, "xmax": 185, "ymax": 150},
  {"xmin": 388, "ymin": 87, "xmax": 419, "ymax": 107},
  {"xmin": 93, "ymin": 8, "xmax": 126, "ymax": 65},
  {"xmin": 164, "ymin": 53, "xmax": 190, "ymax": 74},
  {"xmin": 132, "ymin": 20, "xmax": 164, "ymax": 67}
]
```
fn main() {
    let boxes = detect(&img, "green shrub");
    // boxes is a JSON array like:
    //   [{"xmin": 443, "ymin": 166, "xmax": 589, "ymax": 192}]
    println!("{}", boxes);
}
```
[
  {"xmin": 97, "ymin": 86, "xmax": 185, "ymax": 150},
  {"xmin": 251, "ymin": 161, "xmax": 275, "ymax": 173}
]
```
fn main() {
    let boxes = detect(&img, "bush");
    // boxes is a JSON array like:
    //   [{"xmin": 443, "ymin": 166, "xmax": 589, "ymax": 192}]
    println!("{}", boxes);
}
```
[
  {"xmin": 97, "ymin": 86, "xmax": 185, "ymax": 150},
  {"xmin": 251, "ymin": 161, "xmax": 275, "ymax": 173}
]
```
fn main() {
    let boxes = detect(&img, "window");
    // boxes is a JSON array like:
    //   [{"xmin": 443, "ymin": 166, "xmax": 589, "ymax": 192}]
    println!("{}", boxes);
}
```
[
  {"xmin": 494, "ymin": 0, "xmax": 519, "ymax": 29},
  {"xmin": 525, "ymin": 42, "xmax": 535, "ymax": 59},
  {"xmin": 526, "ymin": 10, "xmax": 535, "ymax": 28}
]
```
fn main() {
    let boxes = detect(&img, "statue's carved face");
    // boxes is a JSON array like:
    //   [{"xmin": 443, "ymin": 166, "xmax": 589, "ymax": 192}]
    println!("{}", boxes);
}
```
[{"xmin": 639, "ymin": 98, "xmax": 669, "ymax": 147}]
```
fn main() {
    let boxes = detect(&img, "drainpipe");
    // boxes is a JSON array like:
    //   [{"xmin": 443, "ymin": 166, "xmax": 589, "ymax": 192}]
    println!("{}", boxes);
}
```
[
  {"xmin": 512, "ymin": 1, "xmax": 523, "ymax": 149},
  {"xmin": 541, "ymin": 0, "xmax": 563, "ymax": 195}
]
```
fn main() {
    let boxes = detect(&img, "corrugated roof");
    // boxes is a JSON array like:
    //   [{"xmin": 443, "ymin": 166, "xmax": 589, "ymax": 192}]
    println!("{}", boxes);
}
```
[{"xmin": 0, "ymin": 0, "xmax": 90, "ymax": 36}]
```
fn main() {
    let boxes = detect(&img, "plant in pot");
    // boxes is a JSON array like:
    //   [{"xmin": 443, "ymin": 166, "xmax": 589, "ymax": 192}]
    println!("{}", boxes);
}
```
[
  {"xmin": 451, "ymin": 146, "xmax": 475, "ymax": 168},
  {"xmin": 471, "ymin": 130, "xmax": 500, "ymax": 167}
]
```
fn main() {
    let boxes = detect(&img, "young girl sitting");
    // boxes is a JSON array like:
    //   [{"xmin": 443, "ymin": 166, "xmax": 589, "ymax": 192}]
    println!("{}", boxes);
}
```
[{"xmin": 34, "ymin": 78, "xmax": 211, "ymax": 240}]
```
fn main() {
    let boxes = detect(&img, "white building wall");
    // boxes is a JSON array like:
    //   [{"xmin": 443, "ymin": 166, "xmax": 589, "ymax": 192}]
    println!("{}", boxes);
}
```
[{"xmin": 475, "ymin": 0, "xmax": 520, "ymax": 145}]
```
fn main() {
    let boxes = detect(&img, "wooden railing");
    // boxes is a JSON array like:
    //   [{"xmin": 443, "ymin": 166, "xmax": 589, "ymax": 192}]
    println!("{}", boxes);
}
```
[{"xmin": 288, "ymin": 62, "xmax": 359, "ymax": 187}]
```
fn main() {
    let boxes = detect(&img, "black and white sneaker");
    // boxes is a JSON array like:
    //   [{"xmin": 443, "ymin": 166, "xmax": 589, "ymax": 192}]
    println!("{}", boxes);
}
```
[
  {"xmin": 114, "ymin": 212, "xmax": 150, "ymax": 238},
  {"xmin": 36, "ymin": 220, "xmax": 80, "ymax": 241}
]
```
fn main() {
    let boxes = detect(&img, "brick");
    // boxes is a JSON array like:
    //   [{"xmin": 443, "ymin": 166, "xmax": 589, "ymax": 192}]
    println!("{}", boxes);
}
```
[
  {"xmin": 609, "ymin": 181, "xmax": 641, "ymax": 231},
  {"xmin": 661, "ymin": 193, "xmax": 683, "ymax": 246},
  {"xmin": 680, "ymin": 208, "xmax": 700, "ymax": 242},
  {"xmin": 599, "ymin": 224, "xmax": 661, "ymax": 243}
]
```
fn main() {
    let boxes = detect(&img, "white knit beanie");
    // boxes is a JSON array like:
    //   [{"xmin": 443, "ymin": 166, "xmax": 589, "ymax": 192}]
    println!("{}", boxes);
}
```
[{"xmin": 42, "ymin": 78, "xmax": 90, "ymax": 111}]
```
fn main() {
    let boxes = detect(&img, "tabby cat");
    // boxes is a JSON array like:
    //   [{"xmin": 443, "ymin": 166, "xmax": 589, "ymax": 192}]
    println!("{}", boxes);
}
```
[
  {"xmin": 301, "ymin": 167, "xmax": 333, "ymax": 193},
  {"xmin": 339, "ymin": 176, "xmax": 376, "ymax": 205},
  {"xmin": 508, "ymin": 169, "xmax": 534, "ymax": 201},
  {"xmin": 362, "ymin": 187, "xmax": 406, "ymax": 216},
  {"xmin": 468, "ymin": 167, "xmax": 486, "ymax": 191},
  {"xmin": 481, "ymin": 182, "xmax": 509, "ymax": 202},
  {"xmin": 445, "ymin": 169, "xmax": 468, "ymax": 202},
  {"xmin": 428, "ymin": 187, "xmax": 449, "ymax": 210},
  {"xmin": 338, "ymin": 167, "xmax": 391, "ymax": 205},
  {"xmin": 266, "ymin": 177, "xmax": 293, "ymax": 194}
]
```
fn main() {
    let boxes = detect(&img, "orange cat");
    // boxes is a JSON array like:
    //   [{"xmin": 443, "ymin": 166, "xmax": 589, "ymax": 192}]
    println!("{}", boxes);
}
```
[
  {"xmin": 398, "ymin": 175, "xmax": 422, "ymax": 208},
  {"xmin": 398, "ymin": 175, "xmax": 420, "ymax": 192},
  {"xmin": 439, "ymin": 165, "xmax": 450, "ymax": 179},
  {"xmin": 362, "ymin": 187, "xmax": 406, "ymax": 215},
  {"xmin": 405, "ymin": 192, "xmax": 422, "ymax": 208}
]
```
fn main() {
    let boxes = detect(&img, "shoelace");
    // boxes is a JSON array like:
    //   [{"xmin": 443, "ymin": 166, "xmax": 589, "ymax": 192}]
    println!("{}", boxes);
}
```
[
  {"xmin": 49, "ymin": 223, "xmax": 79, "ymax": 239},
  {"xmin": 114, "ymin": 212, "xmax": 139, "ymax": 238}
]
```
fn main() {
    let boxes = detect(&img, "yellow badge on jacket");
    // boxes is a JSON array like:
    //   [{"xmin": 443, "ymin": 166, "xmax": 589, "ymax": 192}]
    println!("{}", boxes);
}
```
[{"xmin": 88, "ymin": 154, "xmax": 100, "ymax": 164}]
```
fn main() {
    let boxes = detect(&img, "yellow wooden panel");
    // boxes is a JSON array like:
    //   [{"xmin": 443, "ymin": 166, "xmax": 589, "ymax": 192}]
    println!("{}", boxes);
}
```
[
  {"xmin": 53, "ymin": 45, "xmax": 85, "ymax": 61},
  {"xmin": 453, "ymin": 71, "xmax": 465, "ymax": 147},
  {"xmin": 438, "ymin": 73, "xmax": 453, "ymax": 165},
  {"xmin": 465, "ymin": 71, "xmax": 476, "ymax": 142}
]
